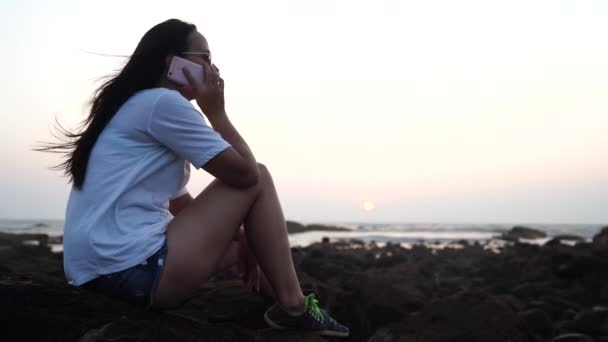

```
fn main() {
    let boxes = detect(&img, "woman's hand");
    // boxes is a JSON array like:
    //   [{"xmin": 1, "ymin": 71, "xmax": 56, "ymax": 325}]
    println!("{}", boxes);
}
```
[
  {"xmin": 182, "ymin": 63, "xmax": 226, "ymax": 119},
  {"xmin": 236, "ymin": 228, "xmax": 261, "ymax": 292}
]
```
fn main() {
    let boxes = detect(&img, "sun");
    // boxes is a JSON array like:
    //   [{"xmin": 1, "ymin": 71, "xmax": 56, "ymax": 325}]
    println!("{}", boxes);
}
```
[{"xmin": 362, "ymin": 200, "xmax": 375, "ymax": 212}]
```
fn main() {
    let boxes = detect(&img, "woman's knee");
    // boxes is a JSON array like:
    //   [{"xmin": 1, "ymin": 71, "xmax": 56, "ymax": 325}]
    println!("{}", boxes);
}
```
[
  {"xmin": 256, "ymin": 162, "xmax": 274, "ymax": 185},
  {"xmin": 207, "ymin": 162, "xmax": 272, "ymax": 193}
]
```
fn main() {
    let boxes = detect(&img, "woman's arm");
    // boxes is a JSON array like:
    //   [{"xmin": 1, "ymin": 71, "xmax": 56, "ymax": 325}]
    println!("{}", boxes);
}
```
[
  {"xmin": 183, "ymin": 64, "xmax": 259, "ymax": 188},
  {"xmin": 203, "ymin": 112, "xmax": 259, "ymax": 187}
]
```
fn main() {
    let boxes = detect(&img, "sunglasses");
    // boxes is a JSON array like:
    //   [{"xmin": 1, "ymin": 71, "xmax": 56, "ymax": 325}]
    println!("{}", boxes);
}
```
[{"xmin": 181, "ymin": 52, "xmax": 212, "ymax": 65}]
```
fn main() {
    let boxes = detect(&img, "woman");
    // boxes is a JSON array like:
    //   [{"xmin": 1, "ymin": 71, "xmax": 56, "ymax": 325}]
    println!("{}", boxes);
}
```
[{"xmin": 39, "ymin": 19, "xmax": 348, "ymax": 337}]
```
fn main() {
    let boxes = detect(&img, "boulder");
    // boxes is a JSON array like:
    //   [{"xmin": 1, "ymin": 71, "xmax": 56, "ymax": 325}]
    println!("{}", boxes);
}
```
[
  {"xmin": 552, "ymin": 333, "xmax": 594, "ymax": 342},
  {"xmin": 285, "ymin": 220, "xmax": 306, "ymax": 234},
  {"xmin": 562, "ymin": 308, "xmax": 608, "ymax": 336},
  {"xmin": 519, "ymin": 308, "xmax": 553, "ymax": 338},
  {"xmin": 396, "ymin": 290, "xmax": 525, "ymax": 341},
  {"xmin": 593, "ymin": 226, "xmax": 608, "ymax": 246},
  {"xmin": 286, "ymin": 221, "xmax": 349, "ymax": 234},
  {"xmin": 0, "ymin": 232, "xmax": 49, "ymax": 246},
  {"xmin": 500, "ymin": 226, "xmax": 547, "ymax": 241},
  {"xmin": 305, "ymin": 224, "xmax": 350, "ymax": 232},
  {"xmin": 546, "ymin": 235, "xmax": 585, "ymax": 246},
  {"xmin": 365, "ymin": 325, "xmax": 401, "ymax": 342}
]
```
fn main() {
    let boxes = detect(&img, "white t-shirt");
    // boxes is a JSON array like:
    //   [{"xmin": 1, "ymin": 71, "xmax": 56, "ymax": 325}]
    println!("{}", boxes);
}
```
[{"xmin": 63, "ymin": 88, "xmax": 231, "ymax": 286}]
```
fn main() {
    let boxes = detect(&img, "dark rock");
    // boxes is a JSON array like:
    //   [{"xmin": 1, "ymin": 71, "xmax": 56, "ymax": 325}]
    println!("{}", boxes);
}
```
[
  {"xmin": 285, "ymin": 220, "xmax": 306, "ymax": 233},
  {"xmin": 48, "ymin": 235, "xmax": 63, "ymax": 244},
  {"xmin": 561, "ymin": 309, "xmax": 579, "ymax": 321},
  {"xmin": 593, "ymin": 226, "xmax": 608, "ymax": 246},
  {"xmin": 546, "ymin": 235, "xmax": 585, "ymax": 246},
  {"xmin": 305, "ymin": 223, "xmax": 350, "ymax": 232},
  {"xmin": 332, "ymin": 240, "xmax": 351, "ymax": 248},
  {"xmin": 338, "ymin": 270, "xmax": 427, "ymax": 331},
  {"xmin": 396, "ymin": 290, "xmax": 525, "ymax": 341},
  {"xmin": 556, "ymin": 255, "xmax": 608, "ymax": 279},
  {"xmin": 350, "ymin": 238, "xmax": 365, "ymax": 246},
  {"xmin": 519, "ymin": 308, "xmax": 553, "ymax": 338},
  {"xmin": 512, "ymin": 282, "xmax": 536, "ymax": 299},
  {"xmin": 563, "ymin": 308, "xmax": 608, "ymax": 335},
  {"xmin": 540, "ymin": 295, "xmax": 583, "ymax": 318},
  {"xmin": 495, "ymin": 294, "xmax": 525, "ymax": 312},
  {"xmin": 366, "ymin": 325, "xmax": 400, "ymax": 342},
  {"xmin": 286, "ymin": 220, "xmax": 350, "ymax": 234},
  {"xmin": 0, "ymin": 232, "xmax": 49, "ymax": 246},
  {"xmin": 4, "ymin": 229, "xmax": 608, "ymax": 341},
  {"xmin": 552, "ymin": 333, "xmax": 594, "ymax": 342},
  {"xmin": 500, "ymin": 226, "xmax": 547, "ymax": 241}
]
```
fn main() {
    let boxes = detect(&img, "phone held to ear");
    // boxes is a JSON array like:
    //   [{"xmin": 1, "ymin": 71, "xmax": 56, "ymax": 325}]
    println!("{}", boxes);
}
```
[{"xmin": 167, "ymin": 56, "xmax": 205, "ymax": 86}]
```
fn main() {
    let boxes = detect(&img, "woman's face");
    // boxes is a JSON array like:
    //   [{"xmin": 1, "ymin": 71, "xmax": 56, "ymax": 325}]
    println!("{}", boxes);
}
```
[
  {"xmin": 183, "ymin": 31, "xmax": 212, "ymax": 67},
  {"xmin": 165, "ymin": 30, "xmax": 213, "ymax": 100}
]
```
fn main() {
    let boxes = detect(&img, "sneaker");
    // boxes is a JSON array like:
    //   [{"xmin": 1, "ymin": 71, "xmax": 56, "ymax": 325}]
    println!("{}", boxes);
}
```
[{"xmin": 263, "ymin": 293, "xmax": 350, "ymax": 337}]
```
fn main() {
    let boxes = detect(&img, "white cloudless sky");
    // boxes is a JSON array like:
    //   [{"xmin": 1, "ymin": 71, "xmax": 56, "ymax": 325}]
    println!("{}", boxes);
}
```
[{"xmin": 1, "ymin": 0, "xmax": 607, "ymax": 223}]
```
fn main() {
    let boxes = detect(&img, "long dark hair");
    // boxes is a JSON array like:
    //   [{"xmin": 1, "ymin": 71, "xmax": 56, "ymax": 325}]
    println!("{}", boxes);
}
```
[{"xmin": 35, "ymin": 19, "xmax": 196, "ymax": 190}]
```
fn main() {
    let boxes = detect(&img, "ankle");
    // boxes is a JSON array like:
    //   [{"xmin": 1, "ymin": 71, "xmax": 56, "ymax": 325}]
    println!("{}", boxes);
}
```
[{"xmin": 278, "ymin": 294, "xmax": 305, "ymax": 316}]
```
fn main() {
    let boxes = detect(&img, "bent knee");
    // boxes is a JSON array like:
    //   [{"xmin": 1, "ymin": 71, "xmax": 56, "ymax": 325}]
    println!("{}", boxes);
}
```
[
  {"xmin": 256, "ymin": 163, "xmax": 273, "ymax": 183},
  {"xmin": 257, "ymin": 162, "xmax": 269, "ymax": 174}
]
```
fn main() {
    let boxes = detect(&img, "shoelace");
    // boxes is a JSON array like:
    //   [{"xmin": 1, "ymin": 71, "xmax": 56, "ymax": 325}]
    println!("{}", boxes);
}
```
[
  {"xmin": 304, "ymin": 293, "xmax": 341, "ymax": 327},
  {"xmin": 304, "ymin": 294, "xmax": 324, "ymax": 322}
]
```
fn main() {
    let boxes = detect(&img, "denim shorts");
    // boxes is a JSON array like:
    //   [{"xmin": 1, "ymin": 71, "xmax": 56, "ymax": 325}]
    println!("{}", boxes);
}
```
[{"xmin": 81, "ymin": 239, "xmax": 168, "ymax": 310}]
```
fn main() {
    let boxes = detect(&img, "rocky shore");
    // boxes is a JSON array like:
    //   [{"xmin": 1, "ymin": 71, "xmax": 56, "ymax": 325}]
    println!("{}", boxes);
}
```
[
  {"xmin": 1, "ymin": 226, "xmax": 608, "ymax": 341},
  {"xmin": 286, "ymin": 221, "xmax": 351, "ymax": 234}
]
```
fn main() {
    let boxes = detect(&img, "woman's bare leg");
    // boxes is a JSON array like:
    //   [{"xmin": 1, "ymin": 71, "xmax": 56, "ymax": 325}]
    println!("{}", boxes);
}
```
[
  {"xmin": 213, "ymin": 241, "xmax": 239, "ymax": 273},
  {"xmin": 213, "ymin": 240, "xmax": 276, "ymax": 299},
  {"xmin": 153, "ymin": 164, "xmax": 302, "ymax": 310},
  {"xmin": 241, "ymin": 167, "xmax": 301, "ymax": 309}
]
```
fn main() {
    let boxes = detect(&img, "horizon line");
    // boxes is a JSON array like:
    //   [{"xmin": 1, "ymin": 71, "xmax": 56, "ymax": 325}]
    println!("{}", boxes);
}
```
[{"xmin": 0, "ymin": 217, "xmax": 605, "ymax": 226}]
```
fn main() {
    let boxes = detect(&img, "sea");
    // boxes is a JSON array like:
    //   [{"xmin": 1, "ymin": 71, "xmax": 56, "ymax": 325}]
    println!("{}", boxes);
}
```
[{"xmin": 0, "ymin": 219, "xmax": 603, "ymax": 253}]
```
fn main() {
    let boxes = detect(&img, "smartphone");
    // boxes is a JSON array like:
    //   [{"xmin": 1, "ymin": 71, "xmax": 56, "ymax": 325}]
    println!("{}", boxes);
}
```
[{"xmin": 167, "ymin": 56, "xmax": 204, "ymax": 86}]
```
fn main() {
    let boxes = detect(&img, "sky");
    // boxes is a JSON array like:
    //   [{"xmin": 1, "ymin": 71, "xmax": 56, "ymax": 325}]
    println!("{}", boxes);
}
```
[{"xmin": 1, "ymin": 0, "xmax": 607, "ymax": 223}]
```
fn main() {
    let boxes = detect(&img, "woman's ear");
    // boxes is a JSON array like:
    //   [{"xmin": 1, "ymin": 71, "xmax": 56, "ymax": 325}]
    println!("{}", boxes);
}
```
[{"xmin": 165, "ymin": 54, "xmax": 175, "ymax": 68}]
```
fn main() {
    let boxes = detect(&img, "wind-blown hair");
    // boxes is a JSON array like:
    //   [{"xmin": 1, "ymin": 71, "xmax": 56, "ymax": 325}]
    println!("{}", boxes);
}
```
[{"xmin": 35, "ymin": 19, "xmax": 196, "ymax": 189}]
